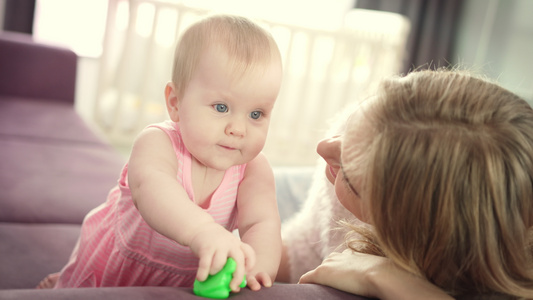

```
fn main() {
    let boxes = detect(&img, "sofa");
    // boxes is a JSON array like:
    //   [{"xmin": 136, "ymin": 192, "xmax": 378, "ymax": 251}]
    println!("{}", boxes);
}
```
[{"xmin": 0, "ymin": 31, "xmax": 370, "ymax": 299}]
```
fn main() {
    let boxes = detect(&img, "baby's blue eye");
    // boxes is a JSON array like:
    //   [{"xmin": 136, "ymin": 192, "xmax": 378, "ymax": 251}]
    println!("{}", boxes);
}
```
[
  {"xmin": 250, "ymin": 111, "xmax": 262, "ymax": 120},
  {"xmin": 214, "ymin": 104, "xmax": 228, "ymax": 113}
]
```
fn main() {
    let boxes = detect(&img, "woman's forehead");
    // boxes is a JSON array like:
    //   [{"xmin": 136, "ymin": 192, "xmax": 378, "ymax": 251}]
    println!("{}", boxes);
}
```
[
  {"xmin": 344, "ymin": 105, "xmax": 369, "ymax": 138},
  {"xmin": 341, "ymin": 104, "xmax": 374, "ymax": 166},
  {"xmin": 345, "ymin": 96, "xmax": 375, "ymax": 125}
]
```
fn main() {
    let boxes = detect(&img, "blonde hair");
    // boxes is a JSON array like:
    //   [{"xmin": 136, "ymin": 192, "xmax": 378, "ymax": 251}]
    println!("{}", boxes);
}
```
[
  {"xmin": 344, "ymin": 69, "xmax": 533, "ymax": 298},
  {"xmin": 171, "ymin": 14, "xmax": 280, "ymax": 98}
]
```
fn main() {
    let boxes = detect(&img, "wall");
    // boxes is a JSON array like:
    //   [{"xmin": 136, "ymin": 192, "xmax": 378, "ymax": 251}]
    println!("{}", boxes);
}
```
[
  {"xmin": 454, "ymin": 0, "xmax": 533, "ymax": 104},
  {"xmin": 0, "ymin": 0, "xmax": 5, "ymax": 29}
]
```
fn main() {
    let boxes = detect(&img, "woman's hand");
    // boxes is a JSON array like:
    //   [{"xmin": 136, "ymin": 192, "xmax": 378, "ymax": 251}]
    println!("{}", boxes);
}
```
[
  {"xmin": 299, "ymin": 250, "xmax": 453, "ymax": 300},
  {"xmin": 299, "ymin": 249, "xmax": 387, "ymax": 297}
]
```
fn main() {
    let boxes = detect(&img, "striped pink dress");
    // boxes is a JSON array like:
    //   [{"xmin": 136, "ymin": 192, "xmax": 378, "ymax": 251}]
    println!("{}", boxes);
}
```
[{"xmin": 55, "ymin": 121, "xmax": 245, "ymax": 288}]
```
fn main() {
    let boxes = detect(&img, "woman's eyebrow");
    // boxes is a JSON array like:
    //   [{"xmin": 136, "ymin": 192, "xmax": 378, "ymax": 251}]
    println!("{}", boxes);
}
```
[{"xmin": 340, "ymin": 163, "xmax": 360, "ymax": 197}]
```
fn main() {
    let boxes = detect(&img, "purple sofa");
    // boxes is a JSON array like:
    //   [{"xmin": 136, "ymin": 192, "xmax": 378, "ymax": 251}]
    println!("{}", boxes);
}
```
[{"xmin": 0, "ymin": 31, "xmax": 369, "ymax": 300}]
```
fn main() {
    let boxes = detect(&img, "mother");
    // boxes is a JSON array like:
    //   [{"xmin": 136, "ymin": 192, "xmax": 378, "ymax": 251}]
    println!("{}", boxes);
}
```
[{"xmin": 280, "ymin": 69, "xmax": 533, "ymax": 299}]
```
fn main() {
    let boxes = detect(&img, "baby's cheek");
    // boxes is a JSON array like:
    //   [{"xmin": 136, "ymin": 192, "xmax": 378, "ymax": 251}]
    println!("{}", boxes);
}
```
[
  {"xmin": 248, "ymin": 132, "xmax": 268, "ymax": 155},
  {"xmin": 248, "ymin": 144, "xmax": 264, "ymax": 161}
]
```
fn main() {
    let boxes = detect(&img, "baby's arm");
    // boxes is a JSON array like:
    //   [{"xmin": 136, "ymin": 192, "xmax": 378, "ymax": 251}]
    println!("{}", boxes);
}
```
[
  {"xmin": 128, "ymin": 128, "xmax": 255, "ymax": 290},
  {"xmin": 236, "ymin": 153, "xmax": 282, "ymax": 291}
]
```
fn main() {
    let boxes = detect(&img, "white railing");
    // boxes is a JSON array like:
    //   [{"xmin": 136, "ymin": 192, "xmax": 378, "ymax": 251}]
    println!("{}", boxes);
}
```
[{"xmin": 94, "ymin": 0, "xmax": 410, "ymax": 165}]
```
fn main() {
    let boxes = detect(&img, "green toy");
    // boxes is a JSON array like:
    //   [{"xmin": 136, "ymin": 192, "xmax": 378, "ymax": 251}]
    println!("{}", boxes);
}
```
[{"xmin": 193, "ymin": 257, "xmax": 246, "ymax": 299}]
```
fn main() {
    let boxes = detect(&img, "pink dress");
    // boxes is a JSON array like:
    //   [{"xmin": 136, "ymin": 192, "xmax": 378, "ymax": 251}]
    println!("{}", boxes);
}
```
[{"xmin": 55, "ymin": 121, "xmax": 246, "ymax": 288}]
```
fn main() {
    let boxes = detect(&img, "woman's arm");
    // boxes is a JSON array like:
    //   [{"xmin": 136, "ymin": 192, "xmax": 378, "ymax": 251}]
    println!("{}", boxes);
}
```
[
  {"xmin": 237, "ymin": 153, "xmax": 282, "ymax": 291},
  {"xmin": 299, "ymin": 250, "xmax": 453, "ymax": 300},
  {"xmin": 128, "ymin": 127, "xmax": 254, "ymax": 291}
]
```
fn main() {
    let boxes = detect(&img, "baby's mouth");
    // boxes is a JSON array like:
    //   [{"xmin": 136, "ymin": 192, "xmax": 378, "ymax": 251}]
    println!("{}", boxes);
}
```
[{"xmin": 219, "ymin": 145, "xmax": 237, "ymax": 151}]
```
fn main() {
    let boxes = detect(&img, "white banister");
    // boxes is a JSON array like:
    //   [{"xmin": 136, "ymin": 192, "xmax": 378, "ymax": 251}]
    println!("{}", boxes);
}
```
[{"xmin": 94, "ymin": 0, "xmax": 410, "ymax": 165}]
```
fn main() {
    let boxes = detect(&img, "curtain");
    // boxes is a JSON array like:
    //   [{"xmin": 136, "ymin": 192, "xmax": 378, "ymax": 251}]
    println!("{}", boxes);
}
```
[
  {"xmin": 355, "ymin": 0, "xmax": 464, "ymax": 73},
  {"xmin": 2, "ymin": 0, "xmax": 36, "ymax": 34}
]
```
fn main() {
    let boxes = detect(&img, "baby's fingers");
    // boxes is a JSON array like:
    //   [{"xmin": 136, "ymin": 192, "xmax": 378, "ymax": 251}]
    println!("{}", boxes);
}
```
[
  {"xmin": 230, "ymin": 244, "xmax": 255, "ymax": 291},
  {"xmin": 247, "ymin": 272, "xmax": 272, "ymax": 291},
  {"xmin": 209, "ymin": 252, "xmax": 228, "ymax": 276},
  {"xmin": 241, "ymin": 243, "xmax": 256, "ymax": 272},
  {"xmin": 254, "ymin": 272, "xmax": 272, "ymax": 288},
  {"xmin": 246, "ymin": 275, "xmax": 261, "ymax": 291},
  {"xmin": 229, "ymin": 254, "xmax": 246, "ymax": 292},
  {"xmin": 196, "ymin": 253, "xmax": 214, "ymax": 282}
]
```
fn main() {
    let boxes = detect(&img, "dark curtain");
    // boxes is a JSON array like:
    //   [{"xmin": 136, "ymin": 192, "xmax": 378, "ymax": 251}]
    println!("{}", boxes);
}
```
[
  {"xmin": 355, "ymin": 0, "xmax": 464, "ymax": 73},
  {"xmin": 3, "ymin": 0, "xmax": 36, "ymax": 34}
]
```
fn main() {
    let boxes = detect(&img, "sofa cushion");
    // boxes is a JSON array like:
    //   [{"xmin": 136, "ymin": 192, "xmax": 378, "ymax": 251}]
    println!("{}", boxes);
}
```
[
  {"xmin": 0, "ymin": 222, "xmax": 81, "ymax": 289},
  {"xmin": 0, "ymin": 97, "xmax": 107, "ymax": 144},
  {"xmin": 0, "ymin": 97, "xmax": 125, "ymax": 224},
  {"xmin": 0, "ymin": 137, "xmax": 123, "ymax": 223}
]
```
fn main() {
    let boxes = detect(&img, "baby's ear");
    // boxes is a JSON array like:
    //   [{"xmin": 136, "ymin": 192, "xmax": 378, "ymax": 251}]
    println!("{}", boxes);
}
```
[{"xmin": 165, "ymin": 82, "xmax": 180, "ymax": 122}]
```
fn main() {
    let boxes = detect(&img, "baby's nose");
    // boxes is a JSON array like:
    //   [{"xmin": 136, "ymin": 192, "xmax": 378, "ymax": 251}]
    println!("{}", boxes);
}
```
[{"xmin": 225, "ymin": 118, "xmax": 246, "ymax": 137}]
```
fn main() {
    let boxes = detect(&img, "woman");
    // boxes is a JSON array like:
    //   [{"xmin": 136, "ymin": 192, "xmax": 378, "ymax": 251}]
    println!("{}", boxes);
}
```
[{"xmin": 287, "ymin": 69, "xmax": 533, "ymax": 299}]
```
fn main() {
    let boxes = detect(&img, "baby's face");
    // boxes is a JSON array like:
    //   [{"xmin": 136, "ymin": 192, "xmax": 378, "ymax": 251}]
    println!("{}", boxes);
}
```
[{"xmin": 176, "ymin": 47, "xmax": 282, "ymax": 171}]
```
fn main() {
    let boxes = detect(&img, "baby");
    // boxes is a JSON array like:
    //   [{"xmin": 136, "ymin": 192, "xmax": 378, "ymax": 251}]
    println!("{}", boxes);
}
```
[{"xmin": 39, "ymin": 14, "xmax": 283, "ymax": 292}]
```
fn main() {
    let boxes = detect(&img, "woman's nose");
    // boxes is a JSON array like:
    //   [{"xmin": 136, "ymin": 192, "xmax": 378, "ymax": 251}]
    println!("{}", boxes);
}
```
[{"xmin": 317, "ymin": 135, "xmax": 342, "ymax": 165}]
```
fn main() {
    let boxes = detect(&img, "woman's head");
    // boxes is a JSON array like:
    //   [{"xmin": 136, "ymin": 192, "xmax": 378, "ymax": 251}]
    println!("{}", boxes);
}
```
[
  {"xmin": 171, "ymin": 14, "xmax": 280, "ymax": 99},
  {"xmin": 341, "ymin": 69, "xmax": 533, "ymax": 297}
]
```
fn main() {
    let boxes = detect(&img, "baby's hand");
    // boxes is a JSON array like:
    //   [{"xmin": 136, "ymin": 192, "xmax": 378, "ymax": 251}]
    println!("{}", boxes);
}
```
[
  {"xmin": 188, "ymin": 223, "xmax": 255, "ymax": 291},
  {"xmin": 245, "ymin": 271, "xmax": 272, "ymax": 291}
]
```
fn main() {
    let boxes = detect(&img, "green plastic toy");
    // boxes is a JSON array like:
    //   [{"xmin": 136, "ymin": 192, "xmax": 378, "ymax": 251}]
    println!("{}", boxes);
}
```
[{"xmin": 193, "ymin": 257, "xmax": 246, "ymax": 299}]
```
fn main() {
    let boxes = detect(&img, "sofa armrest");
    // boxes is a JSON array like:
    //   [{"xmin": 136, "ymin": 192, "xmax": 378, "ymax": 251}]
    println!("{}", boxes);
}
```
[
  {"xmin": 0, "ymin": 31, "xmax": 77, "ymax": 103},
  {"xmin": 0, "ymin": 284, "xmax": 370, "ymax": 300},
  {"xmin": 274, "ymin": 166, "xmax": 315, "ymax": 222}
]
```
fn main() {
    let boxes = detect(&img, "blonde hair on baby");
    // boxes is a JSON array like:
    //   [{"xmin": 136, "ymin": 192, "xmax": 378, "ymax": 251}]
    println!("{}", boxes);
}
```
[{"xmin": 171, "ymin": 14, "xmax": 280, "ymax": 98}]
